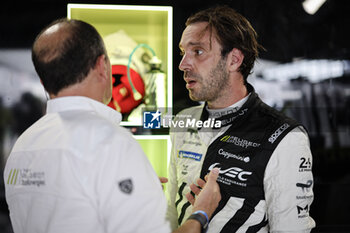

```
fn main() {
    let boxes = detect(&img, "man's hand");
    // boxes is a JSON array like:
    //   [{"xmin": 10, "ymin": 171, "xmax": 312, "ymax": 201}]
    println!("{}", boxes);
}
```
[
  {"xmin": 159, "ymin": 177, "xmax": 168, "ymax": 190},
  {"xmin": 159, "ymin": 177, "xmax": 168, "ymax": 184},
  {"xmin": 173, "ymin": 169, "xmax": 221, "ymax": 233},
  {"xmin": 186, "ymin": 168, "xmax": 221, "ymax": 219}
]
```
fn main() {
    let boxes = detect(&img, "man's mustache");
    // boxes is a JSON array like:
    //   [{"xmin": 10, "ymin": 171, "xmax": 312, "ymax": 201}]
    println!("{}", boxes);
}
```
[{"xmin": 184, "ymin": 71, "xmax": 201, "ymax": 79}]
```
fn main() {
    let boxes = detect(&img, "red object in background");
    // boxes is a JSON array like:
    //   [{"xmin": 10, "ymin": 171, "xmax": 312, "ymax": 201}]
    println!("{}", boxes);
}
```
[{"xmin": 108, "ymin": 65, "xmax": 145, "ymax": 113}]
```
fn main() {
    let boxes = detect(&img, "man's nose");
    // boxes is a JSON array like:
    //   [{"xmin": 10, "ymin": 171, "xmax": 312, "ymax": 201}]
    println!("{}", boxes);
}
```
[{"xmin": 179, "ymin": 54, "xmax": 192, "ymax": 71}]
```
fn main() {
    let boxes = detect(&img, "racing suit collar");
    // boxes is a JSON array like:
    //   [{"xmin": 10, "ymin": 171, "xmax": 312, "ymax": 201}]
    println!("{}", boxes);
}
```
[{"xmin": 199, "ymin": 83, "xmax": 257, "ymax": 129}]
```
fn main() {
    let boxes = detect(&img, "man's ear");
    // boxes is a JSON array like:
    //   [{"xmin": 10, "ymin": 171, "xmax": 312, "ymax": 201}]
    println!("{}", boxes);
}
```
[
  {"xmin": 95, "ymin": 54, "xmax": 108, "ymax": 80},
  {"xmin": 227, "ymin": 48, "xmax": 244, "ymax": 72},
  {"xmin": 39, "ymin": 79, "xmax": 51, "ymax": 100}
]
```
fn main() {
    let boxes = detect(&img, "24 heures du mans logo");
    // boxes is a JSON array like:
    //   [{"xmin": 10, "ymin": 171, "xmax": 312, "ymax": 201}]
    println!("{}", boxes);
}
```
[{"xmin": 299, "ymin": 157, "xmax": 312, "ymax": 172}]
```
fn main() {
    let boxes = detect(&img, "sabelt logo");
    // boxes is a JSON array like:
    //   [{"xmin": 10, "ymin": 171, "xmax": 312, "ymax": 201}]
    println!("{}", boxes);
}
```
[{"xmin": 209, "ymin": 163, "xmax": 252, "ymax": 181}]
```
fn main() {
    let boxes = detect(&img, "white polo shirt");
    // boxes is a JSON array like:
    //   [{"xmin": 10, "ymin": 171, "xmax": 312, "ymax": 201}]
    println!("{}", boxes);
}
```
[{"xmin": 4, "ymin": 96, "xmax": 170, "ymax": 233}]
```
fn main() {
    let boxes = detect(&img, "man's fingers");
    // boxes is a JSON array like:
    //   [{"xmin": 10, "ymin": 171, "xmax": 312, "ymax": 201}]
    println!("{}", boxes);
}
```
[
  {"xmin": 159, "ymin": 177, "xmax": 168, "ymax": 184},
  {"xmin": 196, "ymin": 178, "xmax": 206, "ymax": 189},
  {"xmin": 197, "ymin": 167, "xmax": 220, "ymax": 188},
  {"xmin": 190, "ymin": 183, "xmax": 201, "ymax": 196},
  {"xmin": 206, "ymin": 168, "xmax": 220, "ymax": 184},
  {"xmin": 185, "ymin": 192, "xmax": 195, "ymax": 205},
  {"xmin": 192, "ymin": 168, "xmax": 220, "ymax": 194},
  {"xmin": 187, "ymin": 168, "xmax": 220, "ymax": 209},
  {"xmin": 191, "ymin": 168, "xmax": 221, "ymax": 219}
]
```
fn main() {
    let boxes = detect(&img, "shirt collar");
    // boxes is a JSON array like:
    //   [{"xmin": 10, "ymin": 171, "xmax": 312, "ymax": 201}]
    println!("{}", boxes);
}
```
[{"xmin": 46, "ymin": 96, "xmax": 122, "ymax": 125}]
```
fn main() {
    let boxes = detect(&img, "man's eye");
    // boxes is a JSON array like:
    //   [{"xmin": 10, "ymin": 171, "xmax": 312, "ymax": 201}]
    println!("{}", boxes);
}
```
[{"xmin": 195, "ymin": 50, "xmax": 203, "ymax": 55}]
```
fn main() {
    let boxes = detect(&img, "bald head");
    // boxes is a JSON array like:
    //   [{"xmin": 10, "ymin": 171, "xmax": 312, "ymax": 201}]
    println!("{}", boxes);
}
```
[
  {"xmin": 33, "ymin": 21, "xmax": 72, "ymax": 64},
  {"xmin": 32, "ymin": 18, "xmax": 107, "ymax": 95}
]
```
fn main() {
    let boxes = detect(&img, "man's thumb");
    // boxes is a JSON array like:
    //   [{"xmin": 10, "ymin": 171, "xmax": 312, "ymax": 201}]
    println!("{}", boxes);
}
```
[{"xmin": 207, "ymin": 168, "xmax": 220, "ymax": 183}]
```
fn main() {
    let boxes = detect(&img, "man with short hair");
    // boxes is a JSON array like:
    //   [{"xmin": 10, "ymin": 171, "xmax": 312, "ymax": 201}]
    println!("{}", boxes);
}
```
[
  {"xmin": 166, "ymin": 6, "xmax": 315, "ymax": 232},
  {"xmin": 4, "ymin": 18, "xmax": 220, "ymax": 233}
]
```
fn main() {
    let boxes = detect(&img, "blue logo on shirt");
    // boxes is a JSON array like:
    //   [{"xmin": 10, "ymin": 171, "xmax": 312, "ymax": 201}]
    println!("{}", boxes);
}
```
[
  {"xmin": 143, "ymin": 110, "xmax": 161, "ymax": 129},
  {"xmin": 178, "ymin": 150, "xmax": 202, "ymax": 161}
]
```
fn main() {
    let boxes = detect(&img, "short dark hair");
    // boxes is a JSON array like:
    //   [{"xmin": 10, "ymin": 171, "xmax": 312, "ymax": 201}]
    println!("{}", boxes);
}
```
[
  {"xmin": 32, "ymin": 18, "xmax": 106, "ymax": 95},
  {"xmin": 186, "ymin": 5, "xmax": 261, "ymax": 81}
]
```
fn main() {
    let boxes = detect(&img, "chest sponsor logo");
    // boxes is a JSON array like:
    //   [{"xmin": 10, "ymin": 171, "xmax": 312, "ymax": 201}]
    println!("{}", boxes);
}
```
[
  {"xmin": 297, "ymin": 205, "xmax": 309, "ymax": 218},
  {"xmin": 178, "ymin": 150, "xmax": 202, "ymax": 161},
  {"xmin": 7, "ymin": 168, "xmax": 45, "ymax": 187},
  {"xmin": 209, "ymin": 163, "xmax": 252, "ymax": 187},
  {"xmin": 220, "ymin": 135, "xmax": 260, "ymax": 148},
  {"xmin": 268, "ymin": 123, "xmax": 290, "ymax": 144},
  {"xmin": 299, "ymin": 157, "xmax": 312, "ymax": 172},
  {"xmin": 218, "ymin": 148, "xmax": 250, "ymax": 163}
]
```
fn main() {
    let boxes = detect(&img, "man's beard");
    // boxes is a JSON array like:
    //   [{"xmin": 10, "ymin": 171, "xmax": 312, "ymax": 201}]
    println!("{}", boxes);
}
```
[{"xmin": 188, "ymin": 58, "xmax": 229, "ymax": 102}]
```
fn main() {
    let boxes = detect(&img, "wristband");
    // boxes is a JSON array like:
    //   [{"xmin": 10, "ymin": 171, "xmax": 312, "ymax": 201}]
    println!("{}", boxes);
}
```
[
  {"xmin": 193, "ymin": 210, "xmax": 209, "ymax": 223},
  {"xmin": 187, "ymin": 210, "xmax": 209, "ymax": 233}
]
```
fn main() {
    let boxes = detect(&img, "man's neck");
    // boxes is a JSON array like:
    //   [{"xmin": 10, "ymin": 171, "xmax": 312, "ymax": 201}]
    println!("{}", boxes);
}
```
[
  {"xmin": 49, "ymin": 75, "xmax": 104, "ymax": 104},
  {"xmin": 207, "ymin": 85, "xmax": 248, "ymax": 109}
]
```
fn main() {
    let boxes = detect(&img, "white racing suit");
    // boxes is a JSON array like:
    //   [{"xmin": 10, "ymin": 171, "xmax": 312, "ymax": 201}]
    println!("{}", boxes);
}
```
[{"xmin": 166, "ymin": 89, "xmax": 315, "ymax": 233}]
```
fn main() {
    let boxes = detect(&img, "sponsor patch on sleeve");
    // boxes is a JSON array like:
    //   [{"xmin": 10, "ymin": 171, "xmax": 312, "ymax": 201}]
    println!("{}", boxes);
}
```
[{"xmin": 178, "ymin": 150, "xmax": 202, "ymax": 161}]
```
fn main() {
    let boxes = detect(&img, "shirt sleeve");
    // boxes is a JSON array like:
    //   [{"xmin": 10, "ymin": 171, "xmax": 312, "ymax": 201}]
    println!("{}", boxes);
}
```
[
  {"xmin": 264, "ymin": 127, "xmax": 316, "ymax": 233},
  {"xmin": 96, "ymin": 129, "xmax": 171, "ymax": 233},
  {"xmin": 165, "ymin": 130, "xmax": 180, "ymax": 231}
]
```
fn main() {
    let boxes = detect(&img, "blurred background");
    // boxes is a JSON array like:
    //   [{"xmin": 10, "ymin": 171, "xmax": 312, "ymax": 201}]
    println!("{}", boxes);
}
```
[{"xmin": 1, "ymin": 0, "xmax": 350, "ymax": 232}]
